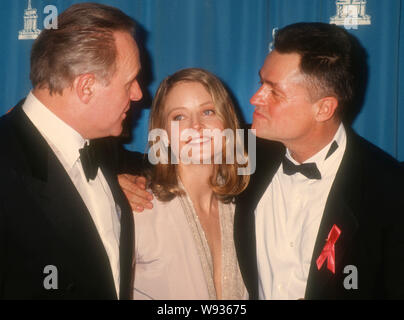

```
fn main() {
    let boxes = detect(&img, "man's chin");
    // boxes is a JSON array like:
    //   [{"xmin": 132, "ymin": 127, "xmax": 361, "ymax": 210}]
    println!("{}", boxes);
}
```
[
  {"xmin": 251, "ymin": 126, "xmax": 276, "ymax": 141},
  {"xmin": 251, "ymin": 123, "xmax": 265, "ymax": 138},
  {"xmin": 109, "ymin": 125, "xmax": 124, "ymax": 137}
]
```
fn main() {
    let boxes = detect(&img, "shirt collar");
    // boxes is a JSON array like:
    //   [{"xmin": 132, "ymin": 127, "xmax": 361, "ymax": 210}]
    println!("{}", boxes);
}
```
[
  {"xmin": 22, "ymin": 91, "xmax": 87, "ymax": 169},
  {"xmin": 285, "ymin": 123, "xmax": 346, "ymax": 177}
]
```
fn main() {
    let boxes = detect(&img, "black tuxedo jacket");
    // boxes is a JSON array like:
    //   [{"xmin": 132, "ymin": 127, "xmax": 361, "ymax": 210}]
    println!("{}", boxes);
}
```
[
  {"xmin": 234, "ymin": 127, "xmax": 404, "ymax": 299},
  {"xmin": 0, "ymin": 101, "xmax": 135, "ymax": 299}
]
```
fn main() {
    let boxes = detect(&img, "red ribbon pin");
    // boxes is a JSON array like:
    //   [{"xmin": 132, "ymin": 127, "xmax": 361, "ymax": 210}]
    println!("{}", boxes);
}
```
[{"xmin": 316, "ymin": 224, "xmax": 341, "ymax": 274}]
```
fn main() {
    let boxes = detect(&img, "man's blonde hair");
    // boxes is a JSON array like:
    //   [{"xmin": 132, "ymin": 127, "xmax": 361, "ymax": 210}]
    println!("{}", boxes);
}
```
[{"xmin": 30, "ymin": 3, "xmax": 135, "ymax": 94}]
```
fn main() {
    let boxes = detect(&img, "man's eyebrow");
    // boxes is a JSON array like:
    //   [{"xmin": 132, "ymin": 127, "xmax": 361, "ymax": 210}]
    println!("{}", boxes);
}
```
[
  {"xmin": 127, "ymin": 68, "xmax": 141, "ymax": 84},
  {"xmin": 258, "ymin": 71, "xmax": 279, "ymax": 89}
]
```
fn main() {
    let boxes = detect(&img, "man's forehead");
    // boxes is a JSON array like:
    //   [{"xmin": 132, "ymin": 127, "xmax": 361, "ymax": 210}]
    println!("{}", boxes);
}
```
[
  {"xmin": 260, "ymin": 51, "xmax": 303, "ymax": 83},
  {"xmin": 115, "ymin": 32, "xmax": 141, "ymax": 69},
  {"xmin": 265, "ymin": 50, "xmax": 300, "ymax": 68},
  {"xmin": 114, "ymin": 31, "xmax": 139, "ymax": 56}
]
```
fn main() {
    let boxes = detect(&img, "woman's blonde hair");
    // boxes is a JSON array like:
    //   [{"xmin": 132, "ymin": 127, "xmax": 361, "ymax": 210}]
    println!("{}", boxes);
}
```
[{"xmin": 148, "ymin": 68, "xmax": 249, "ymax": 203}]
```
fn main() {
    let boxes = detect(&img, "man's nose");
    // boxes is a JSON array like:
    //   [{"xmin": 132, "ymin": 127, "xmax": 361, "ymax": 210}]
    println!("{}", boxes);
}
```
[
  {"xmin": 250, "ymin": 85, "xmax": 267, "ymax": 107},
  {"xmin": 130, "ymin": 80, "xmax": 143, "ymax": 101}
]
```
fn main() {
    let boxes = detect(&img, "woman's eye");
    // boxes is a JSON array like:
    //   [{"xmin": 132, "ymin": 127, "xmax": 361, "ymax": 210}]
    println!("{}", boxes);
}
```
[
  {"xmin": 203, "ymin": 109, "xmax": 215, "ymax": 116},
  {"xmin": 173, "ymin": 114, "xmax": 184, "ymax": 121}
]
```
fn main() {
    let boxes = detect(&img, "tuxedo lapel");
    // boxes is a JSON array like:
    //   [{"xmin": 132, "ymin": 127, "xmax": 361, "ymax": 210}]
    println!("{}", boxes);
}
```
[
  {"xmin": 118, "ymin": 197, "xmax": 134, "ymax": 300},
  {"xmin": 241, "ymin": 138, "xmax": 286, "ymax": 217},
  {"xmin": 99, "ymin": 144, "xmax": 134, "ymax": 300},
  {"xmin": 235, "ymin": 138, "xmax": 285, "ymax": 299},
  {"xmin": 305, "ymin": 129, "xmax": 362, "ymax": 299}
]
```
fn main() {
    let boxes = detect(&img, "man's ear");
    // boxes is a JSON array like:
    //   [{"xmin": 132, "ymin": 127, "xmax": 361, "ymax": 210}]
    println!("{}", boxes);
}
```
[
  {"xmin": 73, "ymin": 73, "xmax": 96, "ymax": 104},
  {"xmin": 315, "ymin": 96, "xmax": 339, "ymax": 122}
]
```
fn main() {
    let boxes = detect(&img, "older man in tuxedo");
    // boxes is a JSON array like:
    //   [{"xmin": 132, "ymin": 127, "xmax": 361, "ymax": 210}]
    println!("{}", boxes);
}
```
[
  {"xmin": 234, "ymin": 22, "xmax": 404, "ymax": 299},
  {"xmin": 0, "ymin": 3, "xmax": 143, "ymax": 299}
]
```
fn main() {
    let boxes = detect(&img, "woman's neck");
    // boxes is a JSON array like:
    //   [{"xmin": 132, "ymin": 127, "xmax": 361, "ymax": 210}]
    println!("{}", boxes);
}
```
[{"xmin": 178, "ymin": 163, "xmax": 216, "ymax": 214}]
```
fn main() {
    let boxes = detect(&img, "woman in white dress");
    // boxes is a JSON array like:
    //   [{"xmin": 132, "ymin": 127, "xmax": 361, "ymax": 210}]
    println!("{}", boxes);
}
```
[{"xmin": 133, "ymin": 68, "xmax": 249, "ymax": 300}]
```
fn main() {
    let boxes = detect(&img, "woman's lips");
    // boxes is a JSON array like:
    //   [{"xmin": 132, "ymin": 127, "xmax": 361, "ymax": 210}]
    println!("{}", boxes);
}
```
[{"xmin": 186, "ymin": 136, "xmax": 212, "ymax": 145}]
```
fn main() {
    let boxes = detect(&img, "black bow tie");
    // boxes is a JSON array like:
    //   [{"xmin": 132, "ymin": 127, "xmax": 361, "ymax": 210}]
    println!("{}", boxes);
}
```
[
  {"xmin": 79, "ymin": 140, "xmax": 101, "ymax": 181},
  {"xmin": 282, "ymin": 157, "xmax": 321, "ymax": 180},
  {"xmin": 282, "ymin": 141, "xmax": 339, "ymax": 180}
]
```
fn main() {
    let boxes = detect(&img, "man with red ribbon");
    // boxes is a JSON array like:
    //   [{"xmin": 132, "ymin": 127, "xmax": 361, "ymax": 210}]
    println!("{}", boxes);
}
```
[{"xmin": 233, "ymin": 22, "xmax": 404, "ymax": 299}]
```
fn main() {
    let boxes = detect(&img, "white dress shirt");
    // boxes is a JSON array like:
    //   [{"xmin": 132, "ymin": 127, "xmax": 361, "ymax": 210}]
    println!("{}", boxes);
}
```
[
  {"xmin": 22, "ymin": 92, "xmax": 121, "ymax": 297},
  {"xmin": 255, "ymin": 124, "xmax": 346, "ymax": 300}
]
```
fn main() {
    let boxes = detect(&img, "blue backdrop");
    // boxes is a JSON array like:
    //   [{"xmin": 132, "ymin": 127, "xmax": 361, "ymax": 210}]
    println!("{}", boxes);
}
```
[{"xmin": 0, "ymin": 0, "xmax": 403, "ymax": 160}]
